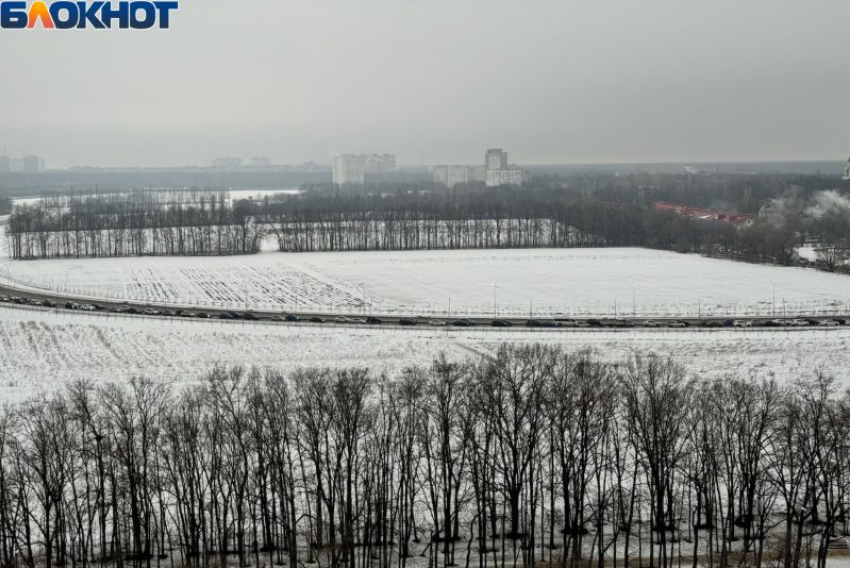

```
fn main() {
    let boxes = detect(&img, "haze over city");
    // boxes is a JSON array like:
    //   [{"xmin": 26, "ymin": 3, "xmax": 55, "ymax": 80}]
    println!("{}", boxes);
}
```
[{"xmin": 2, "ymin": 0, "xmax": 849, "ymax": 168}]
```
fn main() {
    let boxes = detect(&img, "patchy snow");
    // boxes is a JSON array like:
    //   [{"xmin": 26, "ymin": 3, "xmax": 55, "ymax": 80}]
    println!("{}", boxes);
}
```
[
  {"xmin": 2, "ymin": 248, "xmax": 850, "ymax": 318},
  {"xmin": 1, "ymin": 303, "xmax": 848, "ymax": 402}
]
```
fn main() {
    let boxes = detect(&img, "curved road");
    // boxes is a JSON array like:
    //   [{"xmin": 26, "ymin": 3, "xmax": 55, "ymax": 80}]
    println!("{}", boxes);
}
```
[{"xmin": 1, "ymin": 279, "xmax": 847, "ymax": 331}]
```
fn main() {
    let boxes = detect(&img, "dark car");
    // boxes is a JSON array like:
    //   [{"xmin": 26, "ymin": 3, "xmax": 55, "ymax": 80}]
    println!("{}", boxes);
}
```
[
  {"xmin": 43, "ymin": 300, "xmax": 56, "ymax": 308},
  {"xmin": 586, "ymin": 319, "xmax": 603, "ymax": 327},
  {"xmin": 219, "ymin": 313, "xmax": 234, "ymax": 320},
  {"xmin": 491, "ymin": 319, "xmax": 512, "ymax": 327},
  {"xmin": 452, "ymin": 319, "xmax": 475, "ymax": 327},
  {"xmin": 366, "ymin": 316, "xmax": 383, "ymax": 324},
  {"xmin": 285, "ymin": 314, "xmax": 300, "ymax": 322},
  {"xmin": 240, "ymin": 312, "xmax": 258, "ymax": 321},
  {"xmin": 526, "ymin": 319, "xmax": 558, "ymax": 328},
  {"xmin": 309, "ymin": 316, "xmax": 325, "ymax": 323},
  {"xmin": 196, "ymin": 312, "xmax": 210, "ymax": 319},
  {"xmin": 399, "ymin": 317, "xmax": 417, "ymax": 326}
]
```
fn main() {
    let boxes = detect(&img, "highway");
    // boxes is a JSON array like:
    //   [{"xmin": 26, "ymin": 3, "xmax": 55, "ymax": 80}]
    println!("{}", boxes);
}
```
[{"xmin": 2, "ymin": 280, "xmax": 848, "ymax": 331}]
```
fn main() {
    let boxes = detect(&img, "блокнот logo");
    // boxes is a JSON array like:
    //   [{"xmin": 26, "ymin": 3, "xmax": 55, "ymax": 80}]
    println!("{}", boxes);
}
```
[{"xmin": 1, "ymin": 1, "xmax": 178, "ymax": 29}]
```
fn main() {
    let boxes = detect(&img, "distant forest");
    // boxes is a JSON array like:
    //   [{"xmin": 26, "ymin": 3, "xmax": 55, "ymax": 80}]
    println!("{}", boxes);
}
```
[
  {"xmin": 5, "ymin": 172, "xmax": 850, "ymax": 267},
  {"xmin": 0, "ymin": 346, "xmax": 847, "ymax": 568}
]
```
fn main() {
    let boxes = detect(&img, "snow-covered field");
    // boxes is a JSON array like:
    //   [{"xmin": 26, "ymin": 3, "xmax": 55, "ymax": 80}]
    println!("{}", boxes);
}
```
[
  {"xmin": 2, "ymin": 247, "xmax": 850, "ymax": 317},
  {"xmin": 1, "ymin": 303, "xmax": 848, "ymax": 402}
]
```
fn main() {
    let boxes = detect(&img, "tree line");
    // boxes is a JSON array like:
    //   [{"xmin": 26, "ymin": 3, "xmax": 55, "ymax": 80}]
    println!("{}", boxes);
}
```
[
  {"xmin": 6, "ymin": 176, "xmax": 850, "ymax": 268},
  {"xmin": 5, "ymin": 192, "xmax": 264, "ymax": 259},
  {"xmin": 0, "ymin": 346, "xmax": 847, "ymax": 568}
]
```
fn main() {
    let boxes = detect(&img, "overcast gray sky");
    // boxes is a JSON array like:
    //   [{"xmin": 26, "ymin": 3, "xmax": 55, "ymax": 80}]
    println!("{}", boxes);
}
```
[{"xmin": 1, "ymin": 0, "xmax": 849, "ymax": 168}]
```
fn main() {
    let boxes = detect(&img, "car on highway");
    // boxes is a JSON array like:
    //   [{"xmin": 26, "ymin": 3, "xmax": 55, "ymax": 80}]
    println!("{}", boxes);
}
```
[
  {"xmin": 819, "ymin": 319, "xmax": 841, "ymax": 326},
  {"xmin": 366, "ymin": 316, "xmax": 383, "ymax": 324},
  {"xmin": 667, "ymin": 321, "xmax": 688, "ymax": 328},
  {"xmin": 526, "ymin": 318, "xmax": 558, "ymax": 328},
  {"xmin": 285, "ymin": 314, "xmax": 300, "ymax": 322},
  {"xmin": 334, "ymin": 316, "xmax": 353, "ymax": 323},
  {"xmin": 428, "ymin": 320, "xmax": 447, "ymax": 326},
  {"xmin": 309, "ymin": 316, "xmax": 325, "ymax": 323},
  {"xmin": 491, "ymin": 319, "xmax": 512, "ymax": 327},
  {"xmin": 732, "ymin": 320, "xmax": 753, "ymax": 327},
  {"xmin": 219, "ymin": 313, "xmax": 234, "ymax": 320},
  {"xmin": 452, "ymin": 319, "xmax": 475, "ymax": 327},
  {"xmin": 399, "ymin": 317, "xmax": 417, "ymax": 326},
  {"xmin": 196, "ymin": 312, "xmax": 210, "ymax": 318}
]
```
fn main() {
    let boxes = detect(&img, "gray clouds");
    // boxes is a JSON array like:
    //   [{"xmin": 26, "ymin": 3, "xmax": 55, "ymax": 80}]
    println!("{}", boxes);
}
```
[{"xmin": 1, "ymin": 0, "xmax": 849, "ymax": 167}]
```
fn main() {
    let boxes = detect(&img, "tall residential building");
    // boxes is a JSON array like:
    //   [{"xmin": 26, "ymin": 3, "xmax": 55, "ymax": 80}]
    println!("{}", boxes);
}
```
[
  {"xmin": 22, "ymin": 154, "xmax": 43, "ymax": 173},
  {"xmin": 432, "ymin": 165, "xmax": 473, "ymax": 188},
  {"xmin": 484, "ymin": 148, "xmax": 523, "ymax": 187},
  {"xmin": 332, "ymin": 154, "xmax": 366, "ymax": 185},
  {"xmin": 485, "ymin": 149, "xmax": 508, "ymax": 171},
  {"xmin": 366, "ymin": 153, "xmax": 397, "ymax": 172},
  {"xmin": 844, "ymin": 156, "xmax": 850, "ymax": 181},
  {"xmin": 0, "ymin": 155, "xmax": 9, "ymax": 173},
  {"xmin": 250, "ymin": 157, "xmax": 272, "ymax": 168},
  {"xmin": 212, "ymin": 157, "xmax": 242, "ymax": 170}
]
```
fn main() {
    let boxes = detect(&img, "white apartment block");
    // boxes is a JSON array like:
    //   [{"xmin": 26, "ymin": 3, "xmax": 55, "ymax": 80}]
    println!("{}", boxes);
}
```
[
  {"xmin": 484, "ymin": 148, "xmax": 523, "ymax": 187},
  {"xmin": 432, "ymin": 165, "xmax": 473, "ymax": 188},
  {"xmin": 332, "ymin": 154, "xmax": 367, "ymax": 185}
]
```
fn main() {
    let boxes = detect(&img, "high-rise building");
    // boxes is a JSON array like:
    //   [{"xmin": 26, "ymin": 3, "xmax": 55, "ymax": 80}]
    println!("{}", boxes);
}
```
[
  {"xmin": 485, "ymin": 149, "xmax": 508, "ymax": 171},
  {"xmin": 332, "ymin": 154, "xmax": 366, "ymax": 185},
  {"xmin": 366, "ymin": 153, "xmax": 397, "ymax": 172},
  {"xmin": 0, "ymin": 155, "xmax": 9, "ymax": 173},
  {"xmin": 432, "ymin": 165, "xmax": 473, "ymax": 188},
  {"xmin": 212, "ymin": 157, "xmax": 243, "ymax": 170},
  {"xmin": 844, "ymin": 156, "xmax": 850, "ymax": 181},
  {"xmin": 484, "ymin": 148, "xmax": 523, "ymax": 187},
  {"xmin": 22, "ymin": 154, "xmax": 43, "ymax": 173},
  {"xmin": 250, "ymin": 157, "xmax": 272, "ymax": 168}
]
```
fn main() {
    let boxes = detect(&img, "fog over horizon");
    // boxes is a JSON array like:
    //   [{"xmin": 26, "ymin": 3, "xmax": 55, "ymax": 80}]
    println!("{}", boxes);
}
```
[{"xmin": 1, "ymin": 0, "xmax": 849, "ymax": 169}]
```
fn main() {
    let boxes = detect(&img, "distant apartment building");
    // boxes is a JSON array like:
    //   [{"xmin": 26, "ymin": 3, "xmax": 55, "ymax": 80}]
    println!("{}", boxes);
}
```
[
  {"xmin": 332, "ymin": 154, "xmax": 366, "ymax": 185},
  {"xmin": 332, "ymin": 153, "xmax": 396, "ymax": 185},
  {"xmin": 9, "ymin": 157, "xmax": 23, "ymax": 172},
  {"xmin": 366, "ymin": 153, "xmax": 397, "ymax": 173},
  {"xmin": 484, "ymin": 148, "xmax": 523, "ymax": 187},
  {"xmin": 485, "ymin": 149, "xmax": 508, "ymax": 171},
  {"xmin": 250, "ymin": 157, "xmax": 272, "ymax": 168},
  {"xmin": 0, "ymin": 155, "xmax": 9, "ymax": 173},
  {"xmin": 432, "ymin": 165, "xmax": 473, "ymax": 188},
  {"xmin": 844, "ymin": 156, "xmax": 850, "ymax": 181},
  {"xmin": 23, "ymin": 154, "xmax": 43, "ymax": 173},
  {"xmin": 211, "ymin": 157, "xmax": 243, "ymax": 170}
]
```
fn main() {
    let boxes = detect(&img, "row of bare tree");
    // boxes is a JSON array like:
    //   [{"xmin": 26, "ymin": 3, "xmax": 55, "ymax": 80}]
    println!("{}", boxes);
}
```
[
  {"xmin": 1, "ymin": 347, "xmax": 846, "ymax": 568},
  {"xmin": 5, "ymin": 192, "xmax": 263, "ymax": 259}
]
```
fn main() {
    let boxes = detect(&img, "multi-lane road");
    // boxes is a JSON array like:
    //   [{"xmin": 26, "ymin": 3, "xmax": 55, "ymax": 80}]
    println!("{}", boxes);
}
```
[{"xmin": 2, "ymin": 280, "xmax": 848, "ymax": 331}]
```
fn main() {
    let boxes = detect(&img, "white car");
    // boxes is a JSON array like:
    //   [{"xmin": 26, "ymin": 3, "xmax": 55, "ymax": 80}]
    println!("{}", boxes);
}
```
[
  {"xmin": 819, "ymin": 319, "xmax": 840, "ymax": 327},
  {"xmin": 428, "ymin": 320, "xmax": 447, "ymax": 327},
  {"xmin": 642, "ymin": 320, "xmax": 662, "ymax": 328},
  {"xmin": 733, "ymin": 320, "xmax": 753, "ymax": 328}
]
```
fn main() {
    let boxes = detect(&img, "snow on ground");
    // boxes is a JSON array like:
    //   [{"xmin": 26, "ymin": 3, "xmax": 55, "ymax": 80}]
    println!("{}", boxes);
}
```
[
  {"xmin": 1, "ymin": 303, "xmax": 848, "ymax": 403},
  {"xmin": 2, "ymin": 248, "xmax": 850, "ymax": 318}
]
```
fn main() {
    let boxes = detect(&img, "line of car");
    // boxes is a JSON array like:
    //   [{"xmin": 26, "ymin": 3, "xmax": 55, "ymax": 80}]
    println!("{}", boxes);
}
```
[{"xmin": 2, "ymin": 295, "xmax": 848, "ymax": 329}]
